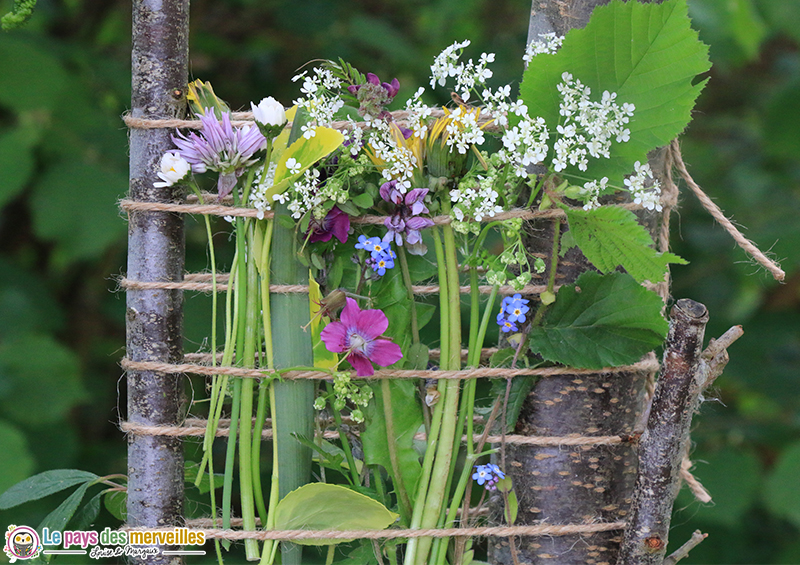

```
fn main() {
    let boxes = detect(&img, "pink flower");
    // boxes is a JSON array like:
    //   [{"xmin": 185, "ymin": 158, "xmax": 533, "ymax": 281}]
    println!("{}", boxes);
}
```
[
  {"xmin": 307, "ymin": 206, "xmax": 350, "ymax": 243},
  {"xmin": 320, "ymin": 298, "xmax": 403, "ymax": 376}
]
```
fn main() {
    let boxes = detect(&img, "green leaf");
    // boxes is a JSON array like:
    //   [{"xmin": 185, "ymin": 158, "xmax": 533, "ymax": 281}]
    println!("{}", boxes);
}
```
[
  {"xmin": 0, "ymin": 127, "xmax": 36, "ymax": 208},
  {"xmin": 566, "ymin": 205, "xmax": 687, "ymax": 283},
  {"xmin": 0, "ymin": 421, "xmax": 35, "ymax": 496},
  {"xmin": 293, "ymin": 433, "xmax": 362, "ymax": 474},
  {"xmin": 71, "ymin": 491, "xmax": 103, "ymax": 531},
  {"xmin": 104, "ymin": 489, "xmax": 127, "ymax": 522},
  {"xmin": 274, "ymin": 483, "xmax": 398, "ymax": 545},
  {"xmin": 362, "ymin": 379, "xmax": 423, "ymax": 507},
  {"xmin": 0, "ymin": 333, "xmax": 87, "ymax": 425},
  {"xmin": 406, "ymin": 342, "xmax": 430, "ymax": 371},
  {"xmin": 0, "ymin": 469, "xmax": 97, "ymax": 510},
  {"xmin": 184, "ymin": 461, "xmax": 223, "ymax": 495},
  {"xmin": 519, "ymin": 0, "xmax": 710, "ymax": 186},
  {"xmin": 350, "ymin": 193, "xmax": 374, "ymax": 209},
  {"xmin": 37, "ymin": 482, "xmax": 92, "ymax": 538},
  {"xmin": 764, "ymin": 441, "xmax": 800, "ymax": 529},
  {"xmin": 528, "ymin": 271, "xmax": 668, "ymax": 369},
  {"xmin": 0, "ymin": 35, "xmax": 68, "ymax": 112},
  {"xmin": 31, "ymin": 161, "xmax": 127, "ymax": 266},
  {"xmin": 490, "ymin": 377, "xmax": 535, "ymax": 433}
]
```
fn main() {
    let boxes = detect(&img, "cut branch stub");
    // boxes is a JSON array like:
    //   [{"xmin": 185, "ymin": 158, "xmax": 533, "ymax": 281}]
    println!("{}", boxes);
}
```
[{"xmin": 617, "ymin": 299, "xmax": 709, "ymax": 565}]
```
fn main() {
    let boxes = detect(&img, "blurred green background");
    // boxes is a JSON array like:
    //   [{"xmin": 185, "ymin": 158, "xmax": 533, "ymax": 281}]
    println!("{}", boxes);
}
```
[{"xmin": 0, "ymin": 0, "xmax": 798, "ymax": 563}]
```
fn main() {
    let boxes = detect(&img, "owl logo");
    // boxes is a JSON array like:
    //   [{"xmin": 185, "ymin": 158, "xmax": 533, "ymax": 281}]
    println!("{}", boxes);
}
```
[{"xmin": 4, "ymin": 525, "xmax": 42, "ymax": 562}]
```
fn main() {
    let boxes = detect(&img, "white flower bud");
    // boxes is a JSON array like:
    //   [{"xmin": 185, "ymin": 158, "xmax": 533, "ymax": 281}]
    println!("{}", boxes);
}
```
[
  {"xmin": 251, "ymin": 96, "xmax": 287, "ymax": 127},
  {"xmin": 154, "ymin": 152, "xmax": 190, "ymax": 188}
]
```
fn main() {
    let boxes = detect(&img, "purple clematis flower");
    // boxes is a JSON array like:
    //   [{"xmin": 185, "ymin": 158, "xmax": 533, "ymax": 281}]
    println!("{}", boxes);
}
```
[
  {"xmin": 171, "ymin": 109, "xmax": 266, "ymax": 198},
  {"xmin": 347, "ymin": 73, "xmax": 401, "ymax": 122},
  {"xmin": 307, "ymin": 206, "xmax": 351, "ymax": 243},
  {"xmin": 320, "ymin": 298, "xmax": 403, "ymax": 377},
  {"xmin": 380, "ymin": 181, "xmax": 434, "ymax": 255}
]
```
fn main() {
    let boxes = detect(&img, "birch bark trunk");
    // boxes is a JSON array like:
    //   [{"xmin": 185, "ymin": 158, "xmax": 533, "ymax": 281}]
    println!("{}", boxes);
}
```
[{"xmin": 126, "ymin": 1, "xmax": 189, "ymax": 563}]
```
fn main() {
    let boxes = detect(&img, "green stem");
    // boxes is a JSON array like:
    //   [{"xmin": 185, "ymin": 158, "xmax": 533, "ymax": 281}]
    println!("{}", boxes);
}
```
[
  {"xmin": 325, "ymin": 381, "xmax": 361, "ymax": 486},
  {"xmin": 222, "ymin": 377, "xmax": 241, "ymax": 537},
  {"xmin": 467, "ymin": 268, "xmax": 480, "ymax": 364},
  {"xmin": 403, "ymin": 382, "xmax": 447, "ymax": 565},
  {"xmin": 413, "ymin": 214, "xmax": 462, "ymax": 565},
  {"xmin": 380, "ymin": 379, "xmax": 413, "ymax": 522},
  {"xmin": 325, "ymin": 545, "xmax": 336, "ymax": 565},
  {"xmin": 397, "ymin": 245, "xmax": 420, "ymax": 343},
  {"xmin": 530, "ymin": 218, "xmax": 562, "ymax": 328},
  {"xmin": 432, "ymin": 229, "xmax": 449, "ymax": 363}
]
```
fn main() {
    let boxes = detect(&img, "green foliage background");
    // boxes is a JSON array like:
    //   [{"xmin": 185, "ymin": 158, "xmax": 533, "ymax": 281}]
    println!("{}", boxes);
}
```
[{"xmin": 0, "ymin": 0, "xmax": 797, "ymax": 563}]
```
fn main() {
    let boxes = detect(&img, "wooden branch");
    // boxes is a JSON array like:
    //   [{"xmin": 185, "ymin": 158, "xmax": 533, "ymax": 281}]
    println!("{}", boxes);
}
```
[
  {"xmin": 617, "ymin": 300, "xmax": 743, "ymax": 564},
  {"xmin": 126, "ymin": 1, "xmax": 189, "ymax": 564},
  {"xmin": 663, "ymin": 530, "xmax": 708, "ymax": 565}
]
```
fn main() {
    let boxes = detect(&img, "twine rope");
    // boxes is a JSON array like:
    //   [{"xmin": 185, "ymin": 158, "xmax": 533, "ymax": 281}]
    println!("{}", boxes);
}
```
[
  {"xmin": 119, "ymin": 200, "xmax": 591, "ymax": 223},
  {"xmin": 119, "ymin": 420, "xmax": 633, "ymax": 447},
  {"xmin": 121, "ymin": 108, "xmax": 501, "ymax": 133},
  {"xmin": 118, "ymin": 275, "xmax": 550, "ymax": 296},
  {"xmin": 121, "ymin": 522, "xmax": 626, "ymax": 541},
  {"xmin": 670, "ymin": 139, "xmax": 785, "ymax": 282},
  {"xmin": 120, "ymin": 354, "xmax": 659, "ymax": 381}
]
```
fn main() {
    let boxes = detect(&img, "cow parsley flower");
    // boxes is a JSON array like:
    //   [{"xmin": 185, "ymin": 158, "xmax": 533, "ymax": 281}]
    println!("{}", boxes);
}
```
[
  {"xmin": 624, "ymin": 161, "xmax": 663, "ymax": 211},
  {"xmin": 523, "ymin": 33, "xmax": 564, "ymax": 64}
]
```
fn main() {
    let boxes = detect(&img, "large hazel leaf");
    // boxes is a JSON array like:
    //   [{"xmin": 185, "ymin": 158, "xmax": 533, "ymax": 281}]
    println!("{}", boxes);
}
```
[
  {"xmin": 566, "ymin": 205, "xmax": 686, "ymax": 283},
  {"xmin": 519, "ymin": 0, "xmax": 711, "ymax": 187},
  {"xmin": 273, "ymin": 483, "xmax": 398, "ymax": 546},
  {"xmin": 528, "ymin": 271, "xmax": 668, "ymax": 369}
]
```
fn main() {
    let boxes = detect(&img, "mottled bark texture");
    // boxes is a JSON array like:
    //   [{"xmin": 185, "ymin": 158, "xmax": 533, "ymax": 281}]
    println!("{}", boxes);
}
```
[
  {"xmin": 617, "ymin": 303, "xmax": 738, "ymax": 565},
  {"xmin": 127, "ymin": 1, "xmax": 189, "ymax": 564},
  {"xmin": 489, "ymin": 3, "xmax": 667, "ymax": 563}
]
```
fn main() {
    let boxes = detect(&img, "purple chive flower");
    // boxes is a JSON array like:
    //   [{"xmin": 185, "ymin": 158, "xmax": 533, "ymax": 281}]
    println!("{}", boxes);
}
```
[
  {"xmin": 171, "ymin": 109, "xmax": 266, "ymax": 198},
  {"xmin": 472, "ymin": 464, "xmax": 506, "ymax": 491},
  {"xmin": 308, "ymin": 206, "xmax": 351, "ymax": 243},
  {"xmin": 505, "ymin": 294, "xmax": 530, "ymax": 323},
  {"xmin": 380, "ymin": 181, "xmax": 435, "ymax": 255},
  {"xmin": 347, "ymin": 73, "xmax": 401, "ymax": 121},
  {"xmin": 320, "ymin": 297, "xmax": 403, "ymax": 377}
]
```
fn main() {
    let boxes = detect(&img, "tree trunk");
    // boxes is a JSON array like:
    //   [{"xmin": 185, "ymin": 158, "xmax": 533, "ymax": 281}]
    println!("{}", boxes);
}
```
[
  {"xmin": 489, "ymin": 2, "xmax": 667, "ymax": 563},
  {"xmin": 126, "ymin": 1, "xmax": 189, "ymax": 564}
]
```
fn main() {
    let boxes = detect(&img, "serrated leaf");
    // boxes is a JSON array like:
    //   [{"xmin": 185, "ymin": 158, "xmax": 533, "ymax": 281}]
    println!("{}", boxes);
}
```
[
  {"xmin": 0, "ymin": 469, "xmax": 97, "ymax": 510},
  {"xmin": 528, "ymin": 271, "xmax": 668, "ymax": 369},
  {"xmin": 274, "ymin": 483, "xmax": 398, "ymax": 546},
  {"xmin": 519, "ymin": 0, "xmax": 710, "ymax": 186},
  {"xmin": 566, "ymin": 205, "xmax": 686, "ymax": 283}
]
